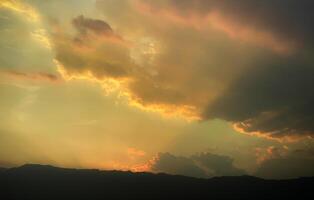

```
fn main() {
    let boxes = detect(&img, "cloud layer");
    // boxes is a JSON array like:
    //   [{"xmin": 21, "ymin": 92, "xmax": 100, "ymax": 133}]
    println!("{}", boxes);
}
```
[
  {"xmin": 50, "ymin": 0, "xmax": 314, "ymax": 140},
  {"xmin": 256, "ymin": 147, "xmax": 314, "ymax": 179},
  {"xmin": 150, "ymin": 152, "xmax": 246, "ymax": 178}
]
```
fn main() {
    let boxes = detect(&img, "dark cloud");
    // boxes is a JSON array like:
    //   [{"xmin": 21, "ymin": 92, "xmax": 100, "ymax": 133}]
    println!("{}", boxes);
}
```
[
  {"xmin": 151, "ymin": 153, "xmax": 207, "ymax": 178},
  {"xmin": 146, "ymin": 0, "xmax": 314, "ymax": 48},
  {"xmin": 191, "ymin": 152, "xmax": 246, "ymax": 176},
  {"xmin": 151, "ymin": 152, "xmax": 246, "ymax": 178},
  {"xmin": 72, "ymin": 15, "xmax": 113, "ymax": 36},
  {"xmin": 255, "ymin": 148, "xmax": 314, "ymax": 179},
  {"xmin": 293, "ymin": 147, "xmax": 314, "ymax": 158},
  {"xmin": 54, "ymin": 15, "xmax": 131, "ymax": 79},
  {"xmin": 217, "ymin": 0, "xmax": 314, "ymax": 46},
  {"xmin": 71, "ymin": 15, "xmax": 125, "ymax": 46},
  {"xmin": 203, "ymin": 57, "xmax": 314, "ymax": 140}
]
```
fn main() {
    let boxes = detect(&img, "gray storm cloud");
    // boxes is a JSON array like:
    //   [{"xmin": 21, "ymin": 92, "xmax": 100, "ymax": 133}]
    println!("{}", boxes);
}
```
[
  {"xmin": 51, "ymin": 0, "xmax": 314, "ymax": 140},
  {"xmin": 151, "ymin": 152, "xmax": 246, "ymax": 178}
]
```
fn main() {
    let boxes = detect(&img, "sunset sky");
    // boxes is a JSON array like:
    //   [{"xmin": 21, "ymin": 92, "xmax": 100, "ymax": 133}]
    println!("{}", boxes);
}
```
[{"xmin": 1, "ymin": 0, "xmax": 314, "ymax": 179}]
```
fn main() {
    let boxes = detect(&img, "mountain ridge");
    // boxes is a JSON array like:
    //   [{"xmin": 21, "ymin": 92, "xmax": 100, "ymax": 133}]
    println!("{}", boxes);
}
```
[{"xmin": 1, "ymin": 164, "xmax": 313, "ymax": 199}]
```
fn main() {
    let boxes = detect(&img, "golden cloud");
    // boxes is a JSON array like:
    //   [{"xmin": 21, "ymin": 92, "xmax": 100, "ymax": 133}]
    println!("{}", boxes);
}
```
[
  {"xmin": 0, "ymin": 0, "xmax": 39, "ymax": 22},
  {"xmin": 51, "ymin": 1, "xmax": 314, "ymax": 141}
]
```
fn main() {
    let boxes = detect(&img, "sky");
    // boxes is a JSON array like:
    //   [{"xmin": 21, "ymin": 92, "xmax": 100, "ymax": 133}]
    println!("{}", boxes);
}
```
[{"xmin": 1, "ymin": 0, "xmax": 314, "ymax": 179}]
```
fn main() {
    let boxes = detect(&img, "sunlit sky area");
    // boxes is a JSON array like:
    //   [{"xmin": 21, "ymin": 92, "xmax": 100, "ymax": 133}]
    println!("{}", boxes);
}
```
[{"xmin": 1, "ymin": 0, "xmax": 314, "ymax": 179}]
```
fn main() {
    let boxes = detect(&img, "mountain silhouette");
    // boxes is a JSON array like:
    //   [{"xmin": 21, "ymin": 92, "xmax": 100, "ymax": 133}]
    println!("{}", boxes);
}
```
[{"xmin": 0, "ymin": 164, "xmax": 313, "ymax": 199}]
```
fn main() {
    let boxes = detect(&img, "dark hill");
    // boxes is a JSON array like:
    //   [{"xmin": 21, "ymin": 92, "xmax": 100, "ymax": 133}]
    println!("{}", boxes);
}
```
[{"xmin": 0, "ymin": 164, "xmax": 313, "ymax": 199}]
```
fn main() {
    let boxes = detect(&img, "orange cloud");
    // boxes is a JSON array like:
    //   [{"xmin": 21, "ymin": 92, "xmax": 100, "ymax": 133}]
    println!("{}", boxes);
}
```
[
  {"xmin": 255, "ymin": 146, "xmax": 288, "ymax": 164},
  {"xmin": 104, "ymin": 154, "xmax": 158, "ymax": 173},
  {"xmin": 233, "ymin": 123, "xmax": 303, "ymax": 143},
  {"xmin": 130, "ymin": 154, "xmax": 159, "ymax": 172},
  {"xmin": 207, "ymin": 11, "xmax": 296, "ymax": 55},
  {"xmin": 133, "ymin": 0, "xmax": 297, "ymax": 55},
  {"xmin": 127, "ymin": 147, "xmax": 146, "ymax": 158},
  {"xmin": 133, "ymin": 0, "xmax": 204, "ymax": 30}
]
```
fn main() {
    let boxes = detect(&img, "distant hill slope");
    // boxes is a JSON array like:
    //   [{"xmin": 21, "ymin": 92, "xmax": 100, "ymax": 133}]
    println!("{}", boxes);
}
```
[{"xmin": 0, "ymin": 164, "xmax": 313, "ymax": 199}]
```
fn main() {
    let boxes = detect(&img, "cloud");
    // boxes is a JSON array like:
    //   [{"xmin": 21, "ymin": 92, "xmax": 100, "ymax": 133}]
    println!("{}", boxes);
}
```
[
  {"xmin": 53, "ymin": 14, "xmax": 205, "ymax": 120},
  {"xmin": 255, "ymin": 147, "xmax": 314, "ymax": 179},
  {"xmin": 150, "ymin": 152, "xmax": 246, "ymax": 178},
  {"xmin": 50, "ymin": 1, "xmax": 314, "ymax": 140},
  {"xmin": 294, "ymin": 147, "xmax": 314, "ymax": 158},
  {"xmin": 255, "ymin": 146, "xmax": 288, "ymax": 164},
  {"xmin": 71, "ymin": 15, "xmax": 129, "ymax": 47},
  {"xmin": 203, "ymin": 58, "xmax": 314, "ymax": 141},
  {"xmin": 151, "ymin": 153, "xmax": 207, "ymax": 178},
  {"xmin": 1, "ymin": 70, "xmax": 61, "ymax": 83},
  {"xmin": 127, "ymin": 147, "xmax": 146, "ymax": 158},
  {"xmin": 72, "ymin": 15, "xmax": 114, "ymax": 36},
  {"xmin": 133, "ymin": 0, "xmax": 314, "ymax": 55},
  {"xmin": 53, "ymin": 15, "xmax": 132, "ymax": 80},
  {"xmin": 0, "ymin": 0, "xmax": 39, "ymax": 22}
]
